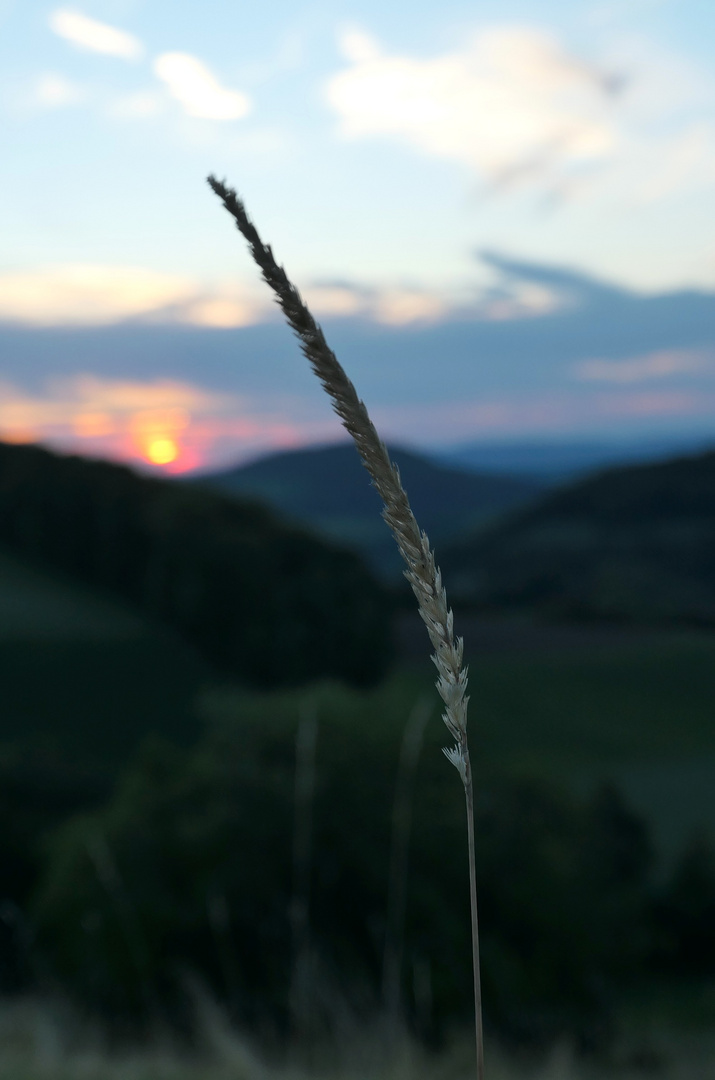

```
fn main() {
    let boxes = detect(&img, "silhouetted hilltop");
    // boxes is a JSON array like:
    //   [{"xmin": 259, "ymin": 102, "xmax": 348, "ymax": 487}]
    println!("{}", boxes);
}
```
[
  {"xmin": 0, "ymin": 441, "xmax": 392, "ymax": 688},
  {"xmin": 199, "ymin": 442, "xmax": 544, "ymax": 579},
  {"xmin": 440, "ymin": 448, "xmax": 715, "ymax": 624}
]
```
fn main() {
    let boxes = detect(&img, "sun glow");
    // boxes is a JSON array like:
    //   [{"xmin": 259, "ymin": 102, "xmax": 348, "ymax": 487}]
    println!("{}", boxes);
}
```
[{"xmin": 146, "ymin": 437, "xmax": 179, "ymax": 465}]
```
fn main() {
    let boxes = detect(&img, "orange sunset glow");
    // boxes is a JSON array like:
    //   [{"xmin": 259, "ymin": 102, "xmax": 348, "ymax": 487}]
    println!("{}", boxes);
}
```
[
  {"xmin": 146, "ymin": 437, "xmax": 180, "ymax": 465},
  {"xmin": 0, "ymin": 375, "xmax": 320, "ymax": 476},
  {"xmin": 130, "ymin": 407, "xmax": 189, "ymax": 470}
]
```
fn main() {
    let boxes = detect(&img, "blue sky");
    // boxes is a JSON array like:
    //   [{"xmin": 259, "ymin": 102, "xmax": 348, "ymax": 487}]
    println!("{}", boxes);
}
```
[{"xmin": 2, "ymin": 0, "xmax": 715, "ymax": 471}]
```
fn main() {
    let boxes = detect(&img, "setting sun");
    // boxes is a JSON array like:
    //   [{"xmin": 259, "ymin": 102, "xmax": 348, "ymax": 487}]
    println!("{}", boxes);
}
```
[{"xmin": 146, "ymin": 437, "xmax": 179, "ymax": 465}]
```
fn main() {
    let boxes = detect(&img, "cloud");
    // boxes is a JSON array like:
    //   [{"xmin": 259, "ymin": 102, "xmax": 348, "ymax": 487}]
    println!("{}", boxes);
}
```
[
  {"xmin": 109, "ymin": 90, "xmax": 165, "ymax": 119},
  {"xmin": 0, "ymin": 266, "xmax": 198, "ymax": 326},
  {"xmin": 0, "ymin": 375, "xmax": 318, "ymax": 473},
  {"xmin": 371, "ymin": 387, "xmax": 711, "ymax": 443},
  {"xmin": 0, "ymin": 374, "xmax": 223, "ymax": 440},
  {"xmin": 49, "ymin": 9, "xmax": 143, "ymax": 60},
  {"xmin": 3, "ymin": 256, "xmax": 715, "ymax": 468},
  {"xmin": 34, "ymin": 72, "xmax": 84, "ymax": 108},
  {"xmin": 62, "ymin": 375, "xmax": 225, "ymax": 413},
  {"xmin": 179, "ymin": 294, "xmax": 269, "ymax": 328},
  {"xmin": 325, "ymin": 24, "xmax": 715, "ymax": 205},
  {"xmin": 477, "ymin": 250, "xmax": 623, "ymax": 302},
  {"xmin": 474, "ymin": 280, "xmax": 564, "ymax": 321},
  {"xmin": 301, "ymin": 284, "xmax": 366, "ymax": 318},
  {"xmin": 2, "ymin": 373, "xmax": 707, "ymax": 473},
  {"xmin": 325, "ymin": 25, "xmax": 619, "ymax": 193},
  {"xmin": 0, "ymin": 265, "xmax": 458, "ymax": 328},
  {"xmin": 0, "ymin": 266, "xmax": 277, "ymax": 328},
  {"xmin": 2, "ymin": 249, "xmax": 713, "ymax": 359},
  {"xmin": 153, "ymin": 53, "xmax": 251, "ymax": 120},
  {"xmin": 600, "ymin": 389, "xmax": 702, "ymax": 417},
  {"xmin": 575, "ymin": 348, "xmax": 712, "ymax": 383},
  {"xmin": 374, "ymin": 289, "xmax": 447, "ymax": 325},
  {"xmin": 302, "ymin": 282, "xmax": 449, "ymax": 324}
]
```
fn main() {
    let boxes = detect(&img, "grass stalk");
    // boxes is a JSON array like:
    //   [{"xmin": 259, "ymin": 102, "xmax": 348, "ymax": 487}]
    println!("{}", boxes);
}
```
[{"xmin": 207, "ymin": 175, "xmax": 485, "ymax": 1079}]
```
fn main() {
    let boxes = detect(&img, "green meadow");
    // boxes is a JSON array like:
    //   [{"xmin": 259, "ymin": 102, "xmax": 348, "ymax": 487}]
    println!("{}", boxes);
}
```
[{"xmin": 200, "ymin": 627, "xmax": 715, "ymax": 871}]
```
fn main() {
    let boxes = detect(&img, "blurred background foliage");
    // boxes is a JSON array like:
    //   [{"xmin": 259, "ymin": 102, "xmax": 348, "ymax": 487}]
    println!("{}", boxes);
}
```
[{"xmin": 0, "ymin": 440, "xmax": 714, "ymax": 1062}]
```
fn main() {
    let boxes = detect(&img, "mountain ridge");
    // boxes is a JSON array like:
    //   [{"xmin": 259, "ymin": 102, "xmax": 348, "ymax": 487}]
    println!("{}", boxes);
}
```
[
  {"xmin": 196, "ymin": 441, "xmax": 546, "ymax": 579},
  {"xmin": 439, "ymin": 446, "xmax": 715, "ymax": 625}
]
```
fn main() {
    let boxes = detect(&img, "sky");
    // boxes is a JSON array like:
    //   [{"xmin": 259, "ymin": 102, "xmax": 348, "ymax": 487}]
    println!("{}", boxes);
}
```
[{"xmin": 2, "ymin": 0, "xmax": 715, "ymax": 473}]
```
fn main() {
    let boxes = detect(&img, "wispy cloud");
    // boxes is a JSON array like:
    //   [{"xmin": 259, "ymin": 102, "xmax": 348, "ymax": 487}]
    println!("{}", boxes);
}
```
[
  {"xmin": 302, "ymin": 282, "xmax": 449, "ymax": 324},
  {"xmin": 46, "ymin": 12, "xmax": 251, "ymax": 126},
  {"xmin": 49, "ymin": 9, "xmax": 143, "ymax": 60},
  {"xmin": 600, "ymin": 388, "xmax": 703, "ymax": 417},
  {"xmin": 0, "ymin": 255, "xmax": 657, "ymax": 331},
  {"xmin": 303, "ymin": 270, "xmax": 565, "ymax": 325},
  {"xmin": 0, "ymin": 266, "xmax": 198, "ymax": 326},
  {"xmin": 0, "ymin": 267, "xmax": 278, "ymax": 328},
  {"xmin": 325, "ymin": 25, "xmax": 619, "ymax": 194},
  {"xmin": 303, "ymin": 278, "xmax": 560, "ymax": 324},
  {"xmin": 574, "ymin": 348, "xmax": 712, "ymax": 383},
  {"xmin": 324, "ymin": 24, "xmax": 715, "ymax": 205},
  {"xmin": 153, "ymin": 53, "xmax": 251, "ymax": 120},
  {"xmin": 0, "ymin": 376, "xmax": 224, "ymax": 456},
  {"xmin": 109, "ymin": 90, "xmax": 165, "ymax": 119},
  {"xmin": 178, "ymin": 293, "xmax": 267, "ymax": 328},
  {"xmin": 0, "ymin": 265, "xmax": 465, "ymax": 328},
  {"xmin": 33, "ymin": 72, "xmax": 85, "ymax": 108},
  {"xmin": 371, "ymin": 387, "xmax": 712, "ymax": 443}
]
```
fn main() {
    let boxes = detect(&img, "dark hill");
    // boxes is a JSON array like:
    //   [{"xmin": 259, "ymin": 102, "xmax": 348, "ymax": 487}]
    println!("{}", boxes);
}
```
[
  {"xmin": 440, "ymin": 448, "xmax": 715, "ymax": 624},
  {"xmin": 198, "ymin": 442, "xmax": 544, "ymax": 579},
  {"xmin": 0, "ymin": 441, "xmax": 391, "ymax": 688}
]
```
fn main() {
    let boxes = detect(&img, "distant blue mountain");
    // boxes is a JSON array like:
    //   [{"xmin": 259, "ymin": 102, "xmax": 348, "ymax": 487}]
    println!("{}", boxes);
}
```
[
  {"xmin": 435, "ymin": 435, "xmax": 715, "ymax": 482},
  {"xmin": 197, "ymin": 442, "xmax": 545, "ymax": 580}
]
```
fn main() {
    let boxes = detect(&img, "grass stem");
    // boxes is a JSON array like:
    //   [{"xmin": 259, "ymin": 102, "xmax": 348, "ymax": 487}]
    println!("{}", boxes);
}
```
[
  {"xmin": 465, "ymin": 775, "xmax": 484, "ymax": 1080},
  {"xmin": 207, "ymin": 175, "xmax": 484, "ymax": 1079}
]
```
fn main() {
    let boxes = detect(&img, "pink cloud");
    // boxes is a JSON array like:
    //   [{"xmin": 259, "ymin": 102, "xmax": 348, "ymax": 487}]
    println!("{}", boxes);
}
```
[
  {"xmin": 596, "ymin": 389, "xmax": 706, "ymax": 416},
  {"xmin": 371, "ymin": 387, "xmax": 715, "ymax": 444},
  {"xmin": 0, "ymin": 375, "xmax": 341, "ymax": 474},
  {"xmin": 4, "ymin": 371, "xmax": 713, "ymax": 477}
]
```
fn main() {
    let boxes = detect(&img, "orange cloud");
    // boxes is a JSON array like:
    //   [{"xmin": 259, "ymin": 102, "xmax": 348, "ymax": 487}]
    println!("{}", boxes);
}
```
[
  {"xmin": 0, "ymin": 376, "xmax": 331, "ymax": 474},
  {"xmin": 0, "ymin": 266, "xmax": 278, "ymax": 329},
  {"xmin": 0, "ymin": 266, "xmax": 197, "ymax": 326}
]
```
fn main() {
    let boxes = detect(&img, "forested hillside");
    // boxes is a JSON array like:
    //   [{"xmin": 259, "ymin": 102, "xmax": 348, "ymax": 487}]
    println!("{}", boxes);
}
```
[
  {"xmin": 0, "ymin": 442, "xmax": 392, "ymax": 688},
  {"xmin": 441, "ymin": 448, "xmax": 715, "ymax": 623}
]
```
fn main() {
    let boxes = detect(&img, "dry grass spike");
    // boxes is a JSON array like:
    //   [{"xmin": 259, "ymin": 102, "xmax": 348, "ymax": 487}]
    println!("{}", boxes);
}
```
[{"xmin": 207, "ymin": 174, "xmax": 485, "ymax": 1080}]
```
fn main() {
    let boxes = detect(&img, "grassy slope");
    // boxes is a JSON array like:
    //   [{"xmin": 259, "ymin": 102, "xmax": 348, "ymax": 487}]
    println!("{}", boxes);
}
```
[
  {"xmin": 2, "ymin": 546, "xmax": 715, "ymax": 1044},
  {"xmin": 2, "ymin": 532, "xmax": 714, "ymax": 867},
  {"xmin": 200, "ymin": 629, "xmax": 715, "ymax": 873},
  {"xmin": 463, "ymin": 634, "xmax": 715, "ymax": 869},
  {"xmin": 0, "ymin": 546, "xmax": 207, "ymax": 778}
]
